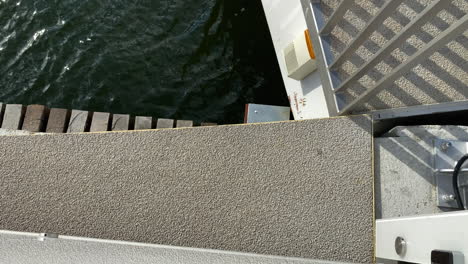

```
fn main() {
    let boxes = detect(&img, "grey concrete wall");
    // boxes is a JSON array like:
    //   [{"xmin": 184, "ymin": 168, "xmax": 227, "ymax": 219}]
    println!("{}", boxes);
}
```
[
  {"xmin": 321, "ymin": 0, "xmax": 467, "ymax": 113},
  {"xmin": 375, "ymin": 125, "xmax": 468, "ymax": 219},
  {"xmin": 0, "ymin": 116, "xmax": 373, "ymax": 263},
  {"xmin": 375, "ymin": 137, "xmax": 440, "ymax": 218}
]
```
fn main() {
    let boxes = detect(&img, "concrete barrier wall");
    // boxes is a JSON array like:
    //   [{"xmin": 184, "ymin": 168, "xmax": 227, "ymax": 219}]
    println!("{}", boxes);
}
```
[
  {"xmin": 0, "ymin": 116, "xmax": 373, "ymax": 263},
  {"xmin": 375, "ymin": 125, "xmax": 468, "ymax": 219}
]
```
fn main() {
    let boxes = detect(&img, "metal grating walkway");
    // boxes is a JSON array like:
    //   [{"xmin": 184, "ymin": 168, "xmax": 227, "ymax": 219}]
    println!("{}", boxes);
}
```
[{"xmin": 301, "ymin": 0, "xmax": 468, "ymax": 118}]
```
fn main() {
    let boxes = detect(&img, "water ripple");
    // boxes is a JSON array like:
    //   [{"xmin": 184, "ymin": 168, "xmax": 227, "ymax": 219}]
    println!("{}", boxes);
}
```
[{"xmin": 0, "ymin": 0, "xmax": 287, "ymax": 124}]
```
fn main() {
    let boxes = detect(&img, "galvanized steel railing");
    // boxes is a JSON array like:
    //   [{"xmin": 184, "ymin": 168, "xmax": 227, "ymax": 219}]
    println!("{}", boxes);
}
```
[{"xmin": 300, "ymin": 0, "xmax": 468, "ymax": 118}]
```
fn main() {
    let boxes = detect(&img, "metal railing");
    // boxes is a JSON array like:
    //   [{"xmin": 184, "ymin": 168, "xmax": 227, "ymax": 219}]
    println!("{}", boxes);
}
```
[{"xmin": 300, "ymin": 0, "xmax": 468, "ymax": 118}]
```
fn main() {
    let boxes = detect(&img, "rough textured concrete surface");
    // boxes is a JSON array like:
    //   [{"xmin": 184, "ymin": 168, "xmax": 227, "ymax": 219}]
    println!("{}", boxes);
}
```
[
  {"xmin": 46, "ymin": 108, "xmax": 70, "ymax": 133},
  {"xmin": 176, "ymin": 120, "xmax": 194, "ymax": 128},
  {"xmin": 112, "ymin": 114, "xmax": 130, "ymax": 131},
  {"xmin": 321, "ymin": 0, "xmax": 468, "ymax": 113},
  {"xmin": 90, "ymin": 112, "xmax": 110, "ymax": 132},
  {"xmin": 1, "ymin": 104, "xmax": 25, "ymax": 130},
  {"xmin": 0, "ymin": 116, "xmax": 373, "ymax": 263},
  {"xmin": 135, "ymin": 116, "xmax": 153, "ymax": 130},
  {"xmin": 67, "ymin": 110, "xmax": 90, "ymax": 133},
  {"xmin": 375, "ymin": 125, "xmax": 468, "ymax": 219},
  {"xmin": 157, "ymin": 118, "xmax": 175, "ymax": 129},
  {"xmin": 22, "ymin": 105, "xmax": 47, "ymax": 132},
  {"xmin": 375, "ymin": 137, "xmax": 441, "ymax": 219},
  {"xmin": 0, "ymin": 232, "xmax": 350, "ymax": 264}
]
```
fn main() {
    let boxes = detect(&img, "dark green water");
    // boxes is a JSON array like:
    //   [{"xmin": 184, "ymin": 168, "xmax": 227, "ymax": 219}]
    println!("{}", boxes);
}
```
[{"xmin": 0, "ymin": 0, "xmax": 287, "ymax": 124}]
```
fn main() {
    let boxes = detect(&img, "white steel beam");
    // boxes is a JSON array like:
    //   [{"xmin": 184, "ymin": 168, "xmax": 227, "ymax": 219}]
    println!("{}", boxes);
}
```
[
  {"xmin": 376, "ymin": 211, "xmax": 468, "ymax": 263},
  {"xmin": 301, "ymin": 0, "xmax": 340, "ymax": 115}
]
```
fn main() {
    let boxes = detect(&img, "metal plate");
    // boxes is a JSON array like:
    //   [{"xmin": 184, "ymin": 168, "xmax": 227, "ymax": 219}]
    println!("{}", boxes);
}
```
[
  {"xmin": 244, "ymin": 104, "xmax": 290, "ymax": 124},
  {"xmin": 434, "ymin": 139, "xmax": 468, "ymax": 172},
  {"xmin": 435, "ymin": 172, "xmax": 467, "ymax": 208},
  {"xmin": 434, "ymin": 139, "xmax": 468, "ymax": 208}
]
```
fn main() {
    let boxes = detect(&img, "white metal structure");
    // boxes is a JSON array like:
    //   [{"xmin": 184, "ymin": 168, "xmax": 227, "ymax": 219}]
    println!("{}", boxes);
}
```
[
  {"xmin": 376, "ymin": 211, "xmax": 468, "ymax": 263},
  {"xmin": 261, "ymin": 0, "xmax": 330, "ymax": 120}
]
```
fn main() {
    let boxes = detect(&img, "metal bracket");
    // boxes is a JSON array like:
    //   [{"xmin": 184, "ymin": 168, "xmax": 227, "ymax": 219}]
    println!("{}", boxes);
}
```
[
  {"xmin": 244, "ymin": 104, "xmax": 290, "ymax": 124},
  {"xmin": 434, "ymin": 139, "xmax": 468, "ymax": 209},
  {"xmin": 38, "ymin": 232, "xmax": 59, "ymax": 241}
]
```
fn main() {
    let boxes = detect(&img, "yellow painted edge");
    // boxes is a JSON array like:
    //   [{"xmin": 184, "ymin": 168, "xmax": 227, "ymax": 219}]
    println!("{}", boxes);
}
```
[
  {"xmin": 0, "ymin": 113, "xmax": 371, "ymax": 137},
  {"xmin": 305, "ymin": 29, "xmax": 316, "ymax": 60},
  {"xmin": 0, "ymin": 114, "xmax": 369, "ymax": 137}
]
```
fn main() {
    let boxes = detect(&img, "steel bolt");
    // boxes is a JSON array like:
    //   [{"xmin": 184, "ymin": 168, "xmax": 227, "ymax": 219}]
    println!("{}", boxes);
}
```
[
  {"xmin": 38, "ymin": 232, "xmax": 59, "ymax": 241},
  {"xmin": 442, "ymin": 194, "xmax": 456, "ymax": 202},
  {"xmin": 395, "ymin": 236, "xmax": 407, "ymax": 256},
  {"xmin": 440, "ymin": 142, "xmax": 452, "ymax": 151}
]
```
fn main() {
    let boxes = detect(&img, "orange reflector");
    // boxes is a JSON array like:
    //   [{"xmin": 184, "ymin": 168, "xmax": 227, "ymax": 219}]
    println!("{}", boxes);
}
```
[{"xmin": 304, "ymin": 29, "xmax": 316, "ymax": 60}]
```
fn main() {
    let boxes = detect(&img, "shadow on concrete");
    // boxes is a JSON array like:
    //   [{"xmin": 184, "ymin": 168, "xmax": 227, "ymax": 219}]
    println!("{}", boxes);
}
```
[
  {"xmin": 318, "ymin": 0, "xmax": 467, "ymax": 113},
  {"xmin": 314, "ymin": 0, "xmax": 468, "ymax": 218},
  {"xmin": 373, "ymin": 125, "xmax": 468, "ymax": 218}
]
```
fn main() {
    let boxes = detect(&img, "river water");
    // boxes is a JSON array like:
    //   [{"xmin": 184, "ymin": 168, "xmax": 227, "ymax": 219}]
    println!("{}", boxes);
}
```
[{"xmin": 0, "ymin": 0, "xmax": 287, "ymax": 124}]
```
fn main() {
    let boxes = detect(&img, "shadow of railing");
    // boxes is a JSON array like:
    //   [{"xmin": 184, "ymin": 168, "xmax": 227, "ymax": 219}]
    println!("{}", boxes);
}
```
[{"xmin": 317, "ymin": 0, "xmax": 467, "ymax": 114}]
